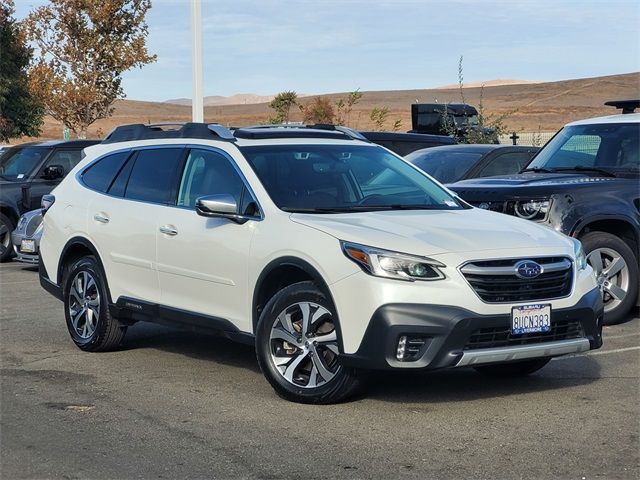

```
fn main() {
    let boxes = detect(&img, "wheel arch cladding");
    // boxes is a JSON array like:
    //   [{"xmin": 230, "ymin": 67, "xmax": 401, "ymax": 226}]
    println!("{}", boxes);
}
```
[
  {"xmin": 575, "ymin": 217, "xmax": 639, "ymax": 256},
  {"xmin": 252, "ymin": 257, "xmax": 340, "ymax": 334},
  {"xmin": 58, "ymin": 237, "xmax": 113, "ymax": 303}
]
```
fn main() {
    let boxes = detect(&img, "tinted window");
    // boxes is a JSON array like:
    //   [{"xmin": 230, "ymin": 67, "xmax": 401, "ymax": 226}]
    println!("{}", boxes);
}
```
[
  {"xmin": 82, "ymin": 151, "xmax": 130, "ymax": 192},
  {"xmin": 107, "ymin": 155, "xmax": 135, "ymax": 197},
  {"xmin": 408, "ymin": 150, "xmax": 483, "ymax": 183},
  {"xmin": 177, "ymin": 149, "xmax": 244, "ymax": 208},
  {"xmin": 125, "ymin": 148, "xmax": 183, "ymax": 203},
  {"xmin": 42, "ymin": 149, "xmax": 83, "ymax": 177},
  {"xmin": 475, "ymin": 151, "xmax": 532, "ymax": 178}
]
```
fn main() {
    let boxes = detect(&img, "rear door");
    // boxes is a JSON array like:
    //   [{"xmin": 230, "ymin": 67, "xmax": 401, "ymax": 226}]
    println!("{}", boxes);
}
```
[
  {"xmin": 155, "ymin": 147, "xmax": 259, "ymax": 332},
  {"xmin": 86, "ymin": 146, "xmax": 184, "ymax": 304}
]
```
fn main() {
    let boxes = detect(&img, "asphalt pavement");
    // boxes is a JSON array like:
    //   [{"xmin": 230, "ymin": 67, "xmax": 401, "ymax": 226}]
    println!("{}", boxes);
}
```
[{"xmin": 1, "ymin": 260, "xmax": 638, "ymax": 479}]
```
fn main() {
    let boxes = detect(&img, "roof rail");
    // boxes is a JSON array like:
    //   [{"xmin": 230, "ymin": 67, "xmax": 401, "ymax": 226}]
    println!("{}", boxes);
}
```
[
  {"xmin": 604, "ymin": 99, "xmax": 640, "ymax": 114},
  {"xmin": 102, "ymin": 122, "xmax": 236, "ymax": 144},
  {"xmin": 232, "ymin": 123, "xmax": 371, "ymax": 142}
]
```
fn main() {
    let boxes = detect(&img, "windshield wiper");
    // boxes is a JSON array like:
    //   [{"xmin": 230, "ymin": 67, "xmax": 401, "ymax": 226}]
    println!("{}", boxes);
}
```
[
  {"xmin": 519, "ymin": 167, "xmax": 554, "ymax": 174},
  {"xmin": 549, "ymin": 166, "xmax": 617, "ymax": 178}
]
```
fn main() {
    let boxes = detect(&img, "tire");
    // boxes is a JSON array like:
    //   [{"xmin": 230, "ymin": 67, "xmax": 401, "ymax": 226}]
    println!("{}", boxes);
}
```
[
  {"xmin": 581, "ymin": 231, "xmax": 638, "ymax": 325},
  {"xmin": 62, "ymin": 255, "xmax": 127, "ymax": 351},
  {"xmin": 473, "ymin": 358, "xmax": 551, "ymax": 377},
  {"xmin": 0, "ymin": 212, "xmax": 15, "ymax": 263},
  {"xmin": 255, "ymin": 281, "xmax": 362, "ymax": 404}
]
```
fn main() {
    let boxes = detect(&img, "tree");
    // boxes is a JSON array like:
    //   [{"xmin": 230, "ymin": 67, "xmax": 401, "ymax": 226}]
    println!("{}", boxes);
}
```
[
  {"xmin": 268, "ymin": 90, "xmax": 298, "ymax": 124},
  {"xmin": 0, "ymin": 0, "xmax": 44, "ymax": 142},
  {"xmin": 369, "ymin": 106, "xmax": 389, "ymax": 131},
  {"xmin": 25, "ymin": 0, "xmax": 156, "ymax": 138},
  {"xmin": 334, "ymin": 88, "xmax": 363, "ymax": 126},
  {"xmin": 300, "ymin": 97, "xmax": 335, "ymax": 124}
]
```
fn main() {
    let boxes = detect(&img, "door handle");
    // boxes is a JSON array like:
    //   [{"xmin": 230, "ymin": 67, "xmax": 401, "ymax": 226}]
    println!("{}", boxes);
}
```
[
  {"xmin": 93, "ymin": 213, "xmax": 109, "ymax": 224},
  {"xmin": 159, "ymin": 225, "xmax": 178, "ymax": 236}
]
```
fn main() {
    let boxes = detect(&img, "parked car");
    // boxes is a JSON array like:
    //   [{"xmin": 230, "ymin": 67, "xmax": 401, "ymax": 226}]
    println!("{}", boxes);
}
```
[
  {"xmin": 406, "ymin": 144, "xmax": 539, "ymax": 184},
  {"xmin": 360, "ymin": 131, "xmax": 455, "ymax": 156},
  {"xmin": 11, "ymin": 208, "xmax": 42, "ymax": 264},
  {"xmin": 450, "ymin": 100, "xmax": 639, "ymax": 324},
  {"xmin": 0, "ymin": 139, "xmax": 99, "ymax": 262},
  {"xmin": 39, "ymin": 122, "xmax": 603, "ymax": 404},
  {"xmin": 410, "ymin": 103, "xmax": 498, "ymax": 142}
]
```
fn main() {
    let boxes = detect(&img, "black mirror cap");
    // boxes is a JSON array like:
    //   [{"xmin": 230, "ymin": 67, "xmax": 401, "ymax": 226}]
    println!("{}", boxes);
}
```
[{"xmin": 43, "ymin": 164, "xmax": 65, "ymax": 180}]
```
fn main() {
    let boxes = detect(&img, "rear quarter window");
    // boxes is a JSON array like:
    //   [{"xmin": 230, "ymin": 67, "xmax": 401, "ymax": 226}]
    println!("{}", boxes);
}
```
[{"xmin": 82, "ymin": 151, "xmax": 131, "ymax": 192}]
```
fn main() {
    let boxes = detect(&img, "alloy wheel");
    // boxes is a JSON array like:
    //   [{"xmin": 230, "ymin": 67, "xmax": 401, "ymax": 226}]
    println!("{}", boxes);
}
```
[
  {"xmin": 68, "ymin": 271, "xmax": 101, "ymax": 339},
  {"xmin": 587, "ymin": 247, "xmax": 630, "ymax": 313},
  {"xmin": 269, "ymin": 302, "xmax": 341, "ymax": 388}
]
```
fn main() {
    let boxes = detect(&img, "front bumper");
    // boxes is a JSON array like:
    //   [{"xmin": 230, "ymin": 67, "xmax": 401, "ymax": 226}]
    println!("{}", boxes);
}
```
[
  {"xmin": 339, "ymin": 287, "xmax": 603, "ymax": 371},
  {"xmin": 11, "ymin": 231, "xmax": 39, "ymax": 264}
]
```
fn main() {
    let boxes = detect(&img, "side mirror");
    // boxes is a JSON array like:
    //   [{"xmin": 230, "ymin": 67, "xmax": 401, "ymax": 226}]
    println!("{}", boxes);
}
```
[
  {"xmin": 195, "ymin": 194, "xmax": 248, "ymax": 224},
  {"xmin": 42, "ymin": 164, "xmax": 65, "ymax": 180}
]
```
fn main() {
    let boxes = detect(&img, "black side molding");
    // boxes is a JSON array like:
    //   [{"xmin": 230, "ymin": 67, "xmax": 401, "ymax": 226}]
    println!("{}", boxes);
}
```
[{"xmin": 111, "ymin": 296, "xmax": 255, "ymax": 345}]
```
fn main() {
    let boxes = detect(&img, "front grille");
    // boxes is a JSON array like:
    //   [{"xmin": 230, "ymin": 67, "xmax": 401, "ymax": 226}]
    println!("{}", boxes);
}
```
[
  {"xmin": 25, "ymin": 213, "xmax": 43, "ymax": 237},
  {"xmin": 470, "ymin": 201, "xmax": 507, "ymax": 213},
  {"xmin": 461, "ymin": 257, "xmax": 573, "ymax": 303},
  {"xmin": 464, "ymin": 319, "xmax": 583, "ymax": 350}
]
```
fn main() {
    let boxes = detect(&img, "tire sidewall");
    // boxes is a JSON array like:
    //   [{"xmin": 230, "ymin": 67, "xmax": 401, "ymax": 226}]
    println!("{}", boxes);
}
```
[
  {"xmin": 63, "ymin": 256, "xmax": 110, "ymax": 349},
  {"xmin": 255, "ymin": 281, "xmax": 353, "ymax": 403},
  {"xmin": 581, "ymin": 231, "xmax": 639, "ymax": 324},
  {"xmin": 0, "ymin": 212, "xmax": 15, "ymax": 262}
]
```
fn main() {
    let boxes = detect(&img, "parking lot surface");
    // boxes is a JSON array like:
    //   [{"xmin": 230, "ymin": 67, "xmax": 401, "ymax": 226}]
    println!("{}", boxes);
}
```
[{"xmin": 1, "ymin": 261, "xmax": 638, "ymax": 479}]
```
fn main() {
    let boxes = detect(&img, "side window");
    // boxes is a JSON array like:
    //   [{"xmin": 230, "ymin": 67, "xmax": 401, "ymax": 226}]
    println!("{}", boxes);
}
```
[
  {"xmin": 476, "ymin": 152, "xmax": 532, "ymax": 178},
  {"xmin": 107, "ymin": 155, "xmax": 135, "ymax": 197},
  {"xmin": 177, "ymin": 149, "xmax": 245, "ymax": 209},
  {"xmin": 42, "ymin": 149, "xmax": 83, "ymax": 177},
  {"xmin": 82, "ymin": 151, "xmax": 130, "ymax": 192},
  {"xmin": 125, "ymin": 148, "xmax": 184, "ymax": 204}
]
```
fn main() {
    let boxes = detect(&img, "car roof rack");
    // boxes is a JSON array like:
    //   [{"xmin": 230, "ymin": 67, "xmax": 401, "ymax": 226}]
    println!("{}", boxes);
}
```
[
  {"xmin": 232, "ymin": 123, "xmax": 371, "ymax": 142},
  {"xmin": 102, "ymin": 122, "xmax": 236, "ymax": 144},
  {"xmin": 604, "ymin": 99, "xmax": 640, "ymax": 114}
]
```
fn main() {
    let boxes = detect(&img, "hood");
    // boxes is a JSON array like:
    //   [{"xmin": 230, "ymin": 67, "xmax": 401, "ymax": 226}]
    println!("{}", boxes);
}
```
[
  {"xmin": 290, "ymin": 208, "xmax": 571, "ymax": 257},
  {"xmin": 450, "ymin": 172, "xmax": 618, "ymax": 188}
]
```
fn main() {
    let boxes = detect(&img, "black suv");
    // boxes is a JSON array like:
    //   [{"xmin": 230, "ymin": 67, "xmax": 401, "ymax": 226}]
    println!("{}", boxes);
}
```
[
  {"xmin": 449, "ymin": 101, "xmax": 640, "ymax": 324},
  {"xmin": 0, "ymin": 139, "xmax": 98, "ymax": 261}
]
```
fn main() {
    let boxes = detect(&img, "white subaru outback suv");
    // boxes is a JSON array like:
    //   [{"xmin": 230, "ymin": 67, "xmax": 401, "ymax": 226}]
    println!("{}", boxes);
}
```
[{"xmin": 39, "ymin": 123, "xmax": 604, "ymax": 403}]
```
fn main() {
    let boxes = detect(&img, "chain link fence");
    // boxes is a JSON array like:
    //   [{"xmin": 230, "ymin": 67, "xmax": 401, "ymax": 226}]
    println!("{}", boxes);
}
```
[{"xmin": 498, "ymin": 132, "xmax": 556, "ymax": 146}]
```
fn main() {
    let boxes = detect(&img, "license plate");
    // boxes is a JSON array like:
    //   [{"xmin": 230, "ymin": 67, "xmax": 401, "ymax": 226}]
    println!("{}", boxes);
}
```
[
  {"xmin": 511, "ymin": 304, "xmax": 551, "ymax": 335},
  {"xmin": 20, "ymin": 239, "xmax": 35, "ymax": 253}
]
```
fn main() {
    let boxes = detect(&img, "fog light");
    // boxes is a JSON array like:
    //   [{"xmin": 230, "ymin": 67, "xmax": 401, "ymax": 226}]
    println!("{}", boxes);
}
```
[{"xmin": 396, "ymin": 336, "xmax": 407, "ymax": 360}]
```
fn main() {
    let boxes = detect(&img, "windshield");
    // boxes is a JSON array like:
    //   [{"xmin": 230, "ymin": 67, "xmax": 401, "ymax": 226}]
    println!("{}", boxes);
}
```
[
  {"xmin": 240, "ymin": 144, "xmax": 464, "ymax": 213},
  {"xmin": 527, "ymin": 123, "xmax": 639, "ymax": 174},
  {"xmin": 452, "ymin": 114, "xmax": 479, "ymax": 127},
  {"xmin": 406, "ymin": 150, "xmax": 484, "ymax": 183},
  {"xmin": 0, "ymin": 147, "xmax": 48, "ymax": 181}
]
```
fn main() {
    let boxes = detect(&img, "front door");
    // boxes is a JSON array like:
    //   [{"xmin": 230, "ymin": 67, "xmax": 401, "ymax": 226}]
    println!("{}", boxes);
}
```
[{"xmin": 156, "ymin": 148, "xmax": 259, "ymax": 332}]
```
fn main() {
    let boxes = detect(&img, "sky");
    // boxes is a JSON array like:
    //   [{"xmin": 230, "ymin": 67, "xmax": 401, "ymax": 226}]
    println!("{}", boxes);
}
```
[{"xmin": 14, "ymin": 0, "xmax": 640, "ymax": 102}]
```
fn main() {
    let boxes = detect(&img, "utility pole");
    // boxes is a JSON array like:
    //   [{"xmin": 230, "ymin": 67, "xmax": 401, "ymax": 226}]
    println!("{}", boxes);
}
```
[{"xmin": 191, "ymin": 0, "xmax": 204, "ymax": 122}]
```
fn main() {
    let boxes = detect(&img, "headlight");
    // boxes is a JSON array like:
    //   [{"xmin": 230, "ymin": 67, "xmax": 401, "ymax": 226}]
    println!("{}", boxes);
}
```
[
  {"xmin": 341, "ymin": 241, "xmax": 445, "ymax": 281},
  {"xmin": 572, "ymin": 238, "xmax": 587, "ymax": 270},
  {"xmin": 17, "ymin": 216, "xmax": 28, "ymax": 230},
  {"xmin": 514, "ymin": 199, "xmax": 550, "ymax": 221}
]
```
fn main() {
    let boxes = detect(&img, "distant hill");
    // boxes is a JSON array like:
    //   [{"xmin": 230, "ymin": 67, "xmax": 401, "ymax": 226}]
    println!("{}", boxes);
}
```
[
  {"xmin": 165, "ymin": 93, "xmax": 279, "ymax": 107},
  {"xmin": 16, "ymin": 72, "xmax": 640, "ymax": 142},
  {"xmin": 435, "ymin": 79, "xmax": 541, "ymax": 89}
]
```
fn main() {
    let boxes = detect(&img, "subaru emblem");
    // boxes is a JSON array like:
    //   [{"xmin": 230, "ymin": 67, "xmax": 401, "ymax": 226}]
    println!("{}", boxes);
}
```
[
  {"xmin": 478, "ymin": 202, "xmax": 490, "ymax": 210},
  {"xmin": 514, "ymin": 260, "xmax": 543, "ymax": 279}
]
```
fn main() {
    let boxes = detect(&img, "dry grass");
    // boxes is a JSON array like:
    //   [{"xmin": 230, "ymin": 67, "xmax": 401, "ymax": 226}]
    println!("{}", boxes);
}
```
[{"xmin": 12, "ymin": 72, "xmax": 640, "ymax": 143}]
